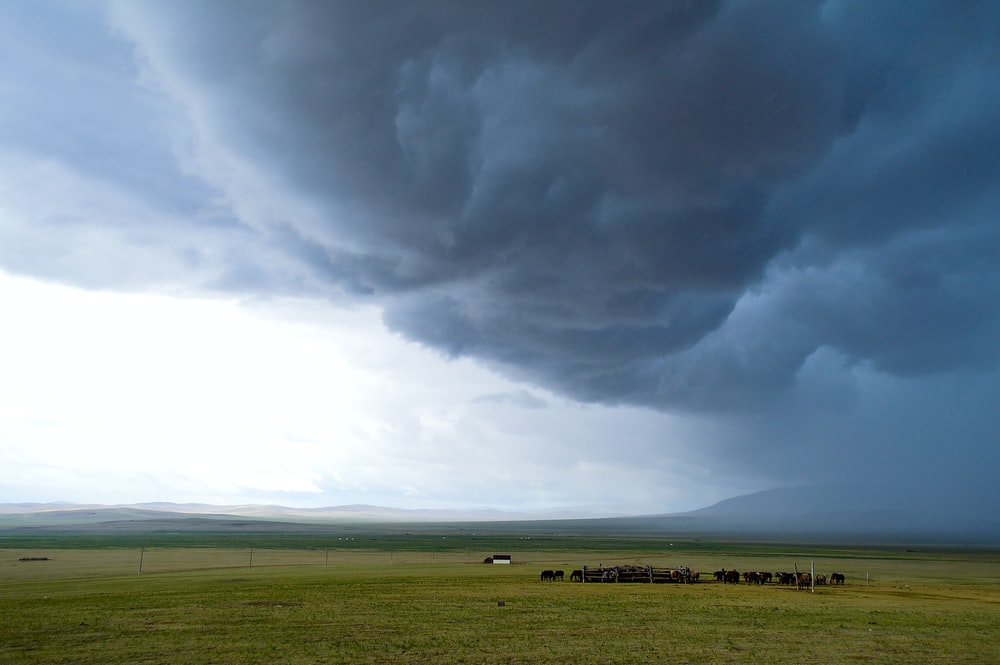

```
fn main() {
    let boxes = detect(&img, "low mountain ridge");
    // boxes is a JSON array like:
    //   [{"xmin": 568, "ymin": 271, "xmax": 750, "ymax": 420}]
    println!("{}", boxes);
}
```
[
  {"xmin": 2, "ymin": 483, "xmax": 997, "ymax": 543},
  {"xmin": 667, "ymin": 483, "xmax": 999, "ymax": 542}
]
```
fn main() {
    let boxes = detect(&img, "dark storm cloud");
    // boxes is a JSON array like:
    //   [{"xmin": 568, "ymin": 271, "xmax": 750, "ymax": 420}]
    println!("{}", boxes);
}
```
[{"xmin": 113, "ymin": 0, "xmax": 1000, "ymax": 412}]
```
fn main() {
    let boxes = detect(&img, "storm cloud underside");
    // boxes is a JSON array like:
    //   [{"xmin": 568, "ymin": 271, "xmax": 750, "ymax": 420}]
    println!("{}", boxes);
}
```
[{"xmin": 106, "ymin": 1, "xmax": 1000, "ymax": 404}]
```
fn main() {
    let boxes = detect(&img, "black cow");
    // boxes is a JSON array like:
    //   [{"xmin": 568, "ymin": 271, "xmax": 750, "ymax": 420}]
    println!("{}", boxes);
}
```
[
  {"xmin": 540, "ymin": 569, "xmax": 555, "ymax": 581},
  {"xmin": 776, "ymin": 572, "xmax": 797, "ymax": 585},
  {"xmin": 553, "ymin": 570, "xmax": 564, "ymax": 581},
  {"xmin": 570, "ymin": 569, "xmax": 583, "ymax": 582},
  {"xmin": 830, "ymin": 572, "xmax": 845, "ymax": 585}
]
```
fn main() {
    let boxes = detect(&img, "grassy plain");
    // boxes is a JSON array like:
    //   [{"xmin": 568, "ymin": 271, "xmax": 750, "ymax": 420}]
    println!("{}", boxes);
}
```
[{"xmin": 1, "ymin": 536, "xmax": 998, "ymax": 664}]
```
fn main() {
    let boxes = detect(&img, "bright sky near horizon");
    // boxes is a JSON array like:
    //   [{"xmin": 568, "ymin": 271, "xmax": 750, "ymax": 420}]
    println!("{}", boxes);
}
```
[
  {"xmin": 1, "ymin": 270, "xmax": 740, "ymax": 512},
  {"xmin": 1, "ymin": 1, "xmax": 998, "ymax": 516}
]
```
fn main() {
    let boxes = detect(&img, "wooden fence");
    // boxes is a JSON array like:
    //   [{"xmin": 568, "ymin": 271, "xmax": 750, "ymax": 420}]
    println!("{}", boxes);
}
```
[{"xmin": 580, "ymin": 564, "xmax": 696, "ymax": 583}]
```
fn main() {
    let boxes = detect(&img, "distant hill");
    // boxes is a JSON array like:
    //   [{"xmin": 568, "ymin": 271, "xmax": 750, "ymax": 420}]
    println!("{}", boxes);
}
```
[
  {"xmin": 0, "ymin": 502, "xmax": 607, "ymax": 529},
  {"xmin": 662, "ymin": 483, "xmax": 1000, "ymax": 543},
  {"xmin": 1, "ymin": 484, "xmax": 997, "ymax": 543}
]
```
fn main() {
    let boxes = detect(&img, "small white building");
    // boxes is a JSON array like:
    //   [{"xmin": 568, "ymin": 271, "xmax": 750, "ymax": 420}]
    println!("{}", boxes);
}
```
[{"xmin": 492, "ymin": 554, "xmax": 512, "ymax": 564}]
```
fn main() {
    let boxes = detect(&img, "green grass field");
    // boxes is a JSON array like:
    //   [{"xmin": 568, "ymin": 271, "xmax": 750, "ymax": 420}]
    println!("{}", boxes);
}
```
[{"xmin": 1, "ymin": 538, "xmax": 998, "ymax": 664}]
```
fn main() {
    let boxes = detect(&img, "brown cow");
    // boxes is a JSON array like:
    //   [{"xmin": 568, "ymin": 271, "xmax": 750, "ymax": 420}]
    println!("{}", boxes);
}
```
[{"xmin": 830, "ymin": 572, "xmax": 845, "ymax": 585}]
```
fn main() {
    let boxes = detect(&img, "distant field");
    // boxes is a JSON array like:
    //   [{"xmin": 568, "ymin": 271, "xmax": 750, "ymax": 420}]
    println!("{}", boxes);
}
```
[{"xmin": 1, "ymin": 536, "xmax": 998, "ymax": 664}]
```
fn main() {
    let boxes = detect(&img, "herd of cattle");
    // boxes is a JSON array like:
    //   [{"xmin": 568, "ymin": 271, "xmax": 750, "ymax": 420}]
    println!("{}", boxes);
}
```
[
  {"xmin": 540, "ymin": 566, "xmax": 846, "ymax": 586},
  {"xmin": 714, "ymin": 569, "xmax": 846, "ymax": 586}
]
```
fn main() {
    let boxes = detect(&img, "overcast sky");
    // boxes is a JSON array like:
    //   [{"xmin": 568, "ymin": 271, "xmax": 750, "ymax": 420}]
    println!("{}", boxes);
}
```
[{"xmin": 1, "ymin": 1, "xmax": 997, "ymax": 515}]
